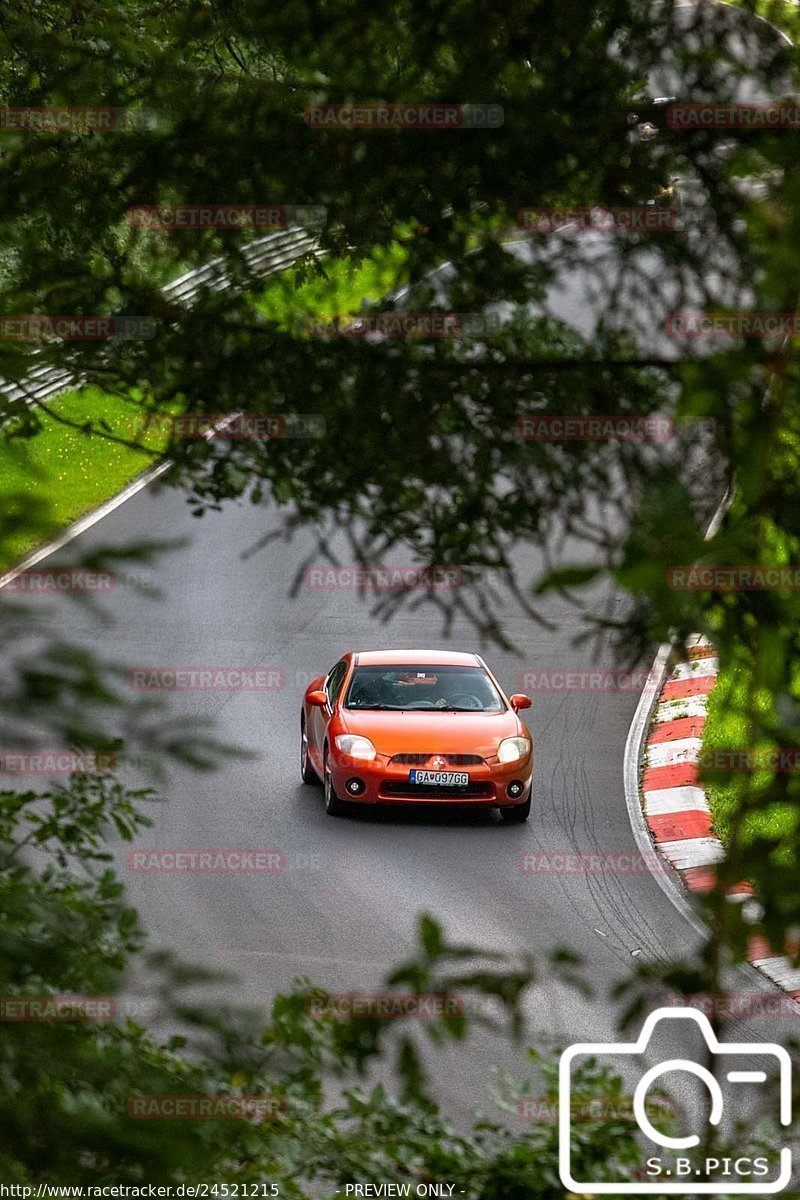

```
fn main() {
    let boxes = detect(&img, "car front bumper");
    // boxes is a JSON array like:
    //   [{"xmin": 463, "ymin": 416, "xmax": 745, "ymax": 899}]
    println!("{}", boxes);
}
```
[{"xmin": 328, "ymin": 750, "xmax": 533, "ymax": 807}]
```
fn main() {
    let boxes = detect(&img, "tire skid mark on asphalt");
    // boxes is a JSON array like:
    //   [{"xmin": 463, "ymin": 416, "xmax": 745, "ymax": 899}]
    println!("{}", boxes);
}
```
[
  {"xmin": 576, "ymin": 772, "xmax": 677, "ymax": 968},
  {"xmin": 533, "ymin": 694, "xmax": 678, "ymax": 970},
  {"xmin": 571, "ymin": 696, "xmax": 684, "ymax": 964}
]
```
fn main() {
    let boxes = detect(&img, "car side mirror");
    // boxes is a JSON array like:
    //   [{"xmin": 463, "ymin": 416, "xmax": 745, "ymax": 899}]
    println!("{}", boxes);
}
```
[
  {"xmin": 510, "ymin": 694, "xmax": 532, "ymax": 712},
  {"xmin": 308, "ymin": 690, "xmax": 328, "ymax": 707}
]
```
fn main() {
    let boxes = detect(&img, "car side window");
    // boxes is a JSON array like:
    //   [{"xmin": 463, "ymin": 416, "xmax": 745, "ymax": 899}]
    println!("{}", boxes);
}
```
[{"xmin": 325, "ymin": 661, "xmax": 347, "ymax": 707}]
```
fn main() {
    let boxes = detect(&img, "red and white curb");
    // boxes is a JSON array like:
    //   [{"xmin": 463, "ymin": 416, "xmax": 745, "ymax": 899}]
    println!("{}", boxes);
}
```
[{"xmin": 641, "ymin": 634, "xmax": 800, "ymax": 1003}]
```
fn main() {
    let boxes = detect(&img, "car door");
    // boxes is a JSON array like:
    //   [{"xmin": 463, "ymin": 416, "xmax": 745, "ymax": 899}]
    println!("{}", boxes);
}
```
[{"xmin": 310, "ymin": 658, "xmax": 348, "ymax": 763}]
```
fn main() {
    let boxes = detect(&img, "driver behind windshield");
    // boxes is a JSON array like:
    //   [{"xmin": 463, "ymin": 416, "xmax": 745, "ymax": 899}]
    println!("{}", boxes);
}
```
[{"xmin": 345, "ymin": 665, "xmax": 503, "ymax": 711}]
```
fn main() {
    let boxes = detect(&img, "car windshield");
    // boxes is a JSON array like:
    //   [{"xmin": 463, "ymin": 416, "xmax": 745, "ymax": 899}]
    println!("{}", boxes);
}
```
[{"xmin": 344, "ymin": 664, "xmax": 505, "ymax": 712}]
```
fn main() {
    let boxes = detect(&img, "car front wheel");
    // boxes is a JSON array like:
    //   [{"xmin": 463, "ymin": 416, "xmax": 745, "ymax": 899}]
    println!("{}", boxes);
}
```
[
  {"xmin": 300, "ymin": 717, "xmax": 319, "ymax": 784},
  {"xmin": 500, "ymin": 795, "xmax": 531, "ymax": 823},
  {"xmin": 324, "ymin": 753, "xmax": 349, "ymax": 816}
]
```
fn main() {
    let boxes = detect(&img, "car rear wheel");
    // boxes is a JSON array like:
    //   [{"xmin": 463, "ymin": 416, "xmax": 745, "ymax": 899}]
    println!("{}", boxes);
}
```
[
  {"xmin": 324, "ymin": 752, "xmax": 349, "ymax": 816},
  {"xmin": 300, "ymin": 717, "xmax": 319, "ymax": 784},
  {"xmin": 500, "ymin": 795, "xmax": 531, "ymax": 823}
]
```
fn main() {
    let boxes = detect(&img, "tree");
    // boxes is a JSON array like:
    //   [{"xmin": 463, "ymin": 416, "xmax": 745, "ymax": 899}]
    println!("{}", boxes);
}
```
[
  {"xmin": 2, "ymin": 0, "xmax": 800, "ymax": 1187},
  {"xmin": 0, "ymin": 761, "xmax": 656, "ymax": 1194}
]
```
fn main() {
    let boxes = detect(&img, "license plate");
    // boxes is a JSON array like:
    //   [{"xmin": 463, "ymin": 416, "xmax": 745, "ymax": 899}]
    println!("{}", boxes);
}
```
[{"xmin": 409, "ymin": 770, "xmax": 469, "ymax": 786}]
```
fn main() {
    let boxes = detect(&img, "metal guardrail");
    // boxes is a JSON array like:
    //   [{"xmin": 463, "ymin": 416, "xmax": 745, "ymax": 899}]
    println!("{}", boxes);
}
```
[
  {"xmin": 0, "ymin": 226, "xmax": 319, "ymax": 412},
  {"xmin": 164, "ymin": 226, "xmax": 317, "ymax": 304}
]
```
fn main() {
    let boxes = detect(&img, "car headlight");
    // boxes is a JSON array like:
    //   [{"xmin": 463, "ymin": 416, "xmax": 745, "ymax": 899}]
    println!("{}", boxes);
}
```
[
  {"xmin": 334, "ymin": 734, "xmax": 377, "ymax": 761},
  {"xmin": 497, "ymin": 736, "xmax": 531, "ymax": 764}
]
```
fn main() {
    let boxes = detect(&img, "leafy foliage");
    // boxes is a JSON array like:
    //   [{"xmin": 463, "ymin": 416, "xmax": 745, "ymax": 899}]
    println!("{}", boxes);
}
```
[{"xmin": 2, "ymin": 0, "xmax": 800, "ymax": 1186}]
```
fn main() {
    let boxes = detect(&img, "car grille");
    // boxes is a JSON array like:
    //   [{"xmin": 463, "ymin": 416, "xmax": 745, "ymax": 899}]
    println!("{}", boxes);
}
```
[
  {"xmin": 381, "ymin": 782, "xmax": 494, "ymax": 800},
  {"xmin": 390, "ymin": 753, "xmax": 484, "ymax": 765}
]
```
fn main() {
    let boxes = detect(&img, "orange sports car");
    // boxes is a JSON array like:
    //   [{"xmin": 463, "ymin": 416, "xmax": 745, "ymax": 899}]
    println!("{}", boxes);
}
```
[{"xmin": 300, "ymin": 649, "xmax": 533, "ymax": 820}]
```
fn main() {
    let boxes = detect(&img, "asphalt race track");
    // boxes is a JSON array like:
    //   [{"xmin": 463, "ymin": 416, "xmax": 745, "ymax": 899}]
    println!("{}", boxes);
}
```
[
  {"xmin": 6, "ymin": 216, "xmax": 790, "ymax": 1141},
  {"xmin": 7, "ymin": 477, "xmax": 725, "ymax": 1119}
]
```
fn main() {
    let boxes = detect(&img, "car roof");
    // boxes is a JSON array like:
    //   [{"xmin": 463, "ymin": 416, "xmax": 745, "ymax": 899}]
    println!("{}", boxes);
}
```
[{"xmin": 353, "ymin": 649, "xmax": 481, "ymax": 667}]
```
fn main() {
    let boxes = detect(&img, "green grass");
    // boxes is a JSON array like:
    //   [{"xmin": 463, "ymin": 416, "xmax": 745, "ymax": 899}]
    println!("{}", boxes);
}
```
[
  {"xmin": 701, "ymin": 666, "xmax": 798, "ymax": 852},
  {"xmin": 0, "ymin": 245, "xmax": 410, "ymax": 574},
  {"xmin": 724, "ymin": 0, "xmax": 800, "ymax": 37},
  {"xmin": 0, "ymin": 386, "xmax": 169, "ymax": 570},
  {"xmin": 253, "ymin": 241, "xmax": 409, "ymax": 325}
]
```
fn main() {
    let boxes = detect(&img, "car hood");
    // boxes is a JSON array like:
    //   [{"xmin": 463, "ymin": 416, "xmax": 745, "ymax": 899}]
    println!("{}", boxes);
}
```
[{"xmin": 339, "ymin": 709, "xmax": 527, "ymax": 757}]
